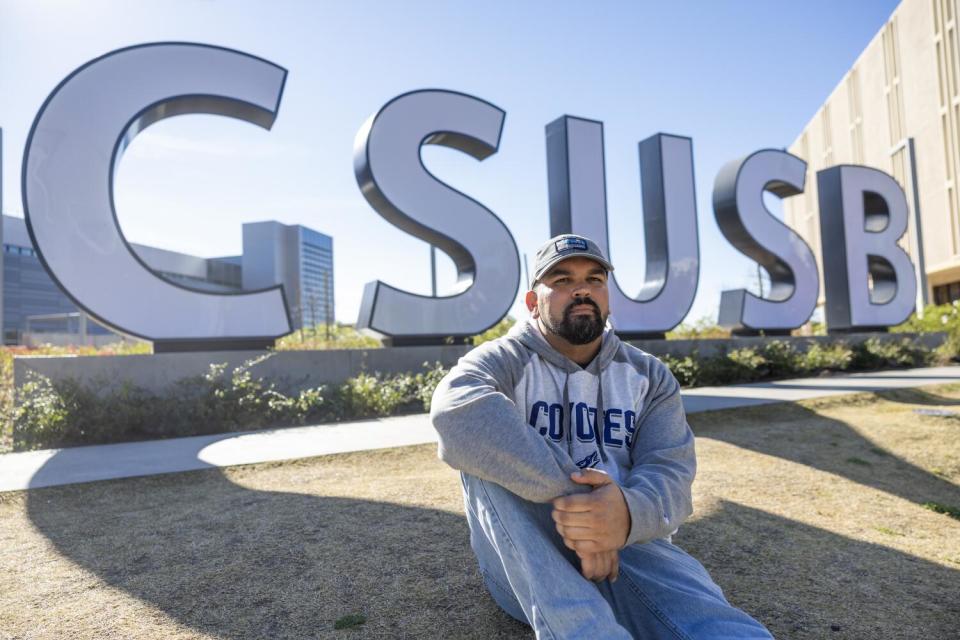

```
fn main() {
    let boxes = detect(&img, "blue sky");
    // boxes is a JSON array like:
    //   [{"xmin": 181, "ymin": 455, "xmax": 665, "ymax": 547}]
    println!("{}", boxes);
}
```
[{"xmin": 1, "ymin": 0, "xmax": 901, "ymax": 325}]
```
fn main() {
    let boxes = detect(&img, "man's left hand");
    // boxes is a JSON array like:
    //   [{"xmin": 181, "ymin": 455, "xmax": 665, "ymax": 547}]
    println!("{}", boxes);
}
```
[{"xmin": 551, "ymin": 469, "xmax": 630, "ymax": 553}]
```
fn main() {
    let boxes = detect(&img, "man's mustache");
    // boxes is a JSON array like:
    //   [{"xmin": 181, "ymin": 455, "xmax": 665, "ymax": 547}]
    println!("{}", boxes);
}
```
[{"xmin": 564, "ymin": 297, "xmax": 601, "ymax": 318}]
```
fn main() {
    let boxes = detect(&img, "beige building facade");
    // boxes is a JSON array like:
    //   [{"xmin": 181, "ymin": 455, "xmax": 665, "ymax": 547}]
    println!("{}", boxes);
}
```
[{"xmin": 784, "ymin": 0, "xmax": 960, "ymax": 309}]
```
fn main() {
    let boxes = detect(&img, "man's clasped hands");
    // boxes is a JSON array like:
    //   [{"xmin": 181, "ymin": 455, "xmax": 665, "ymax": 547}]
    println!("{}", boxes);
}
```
[{"xmin": 551, "ymin": 469, "xmax": 631, "ymax": 583}]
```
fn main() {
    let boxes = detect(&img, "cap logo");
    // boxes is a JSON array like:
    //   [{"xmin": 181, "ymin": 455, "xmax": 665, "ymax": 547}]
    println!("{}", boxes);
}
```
[{"xmin": 555, "ymin": 237, "xmax": 588, "ymax": 253}]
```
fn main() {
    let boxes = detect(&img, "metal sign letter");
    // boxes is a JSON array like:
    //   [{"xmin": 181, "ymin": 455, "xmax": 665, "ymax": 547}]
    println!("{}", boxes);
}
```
[
  {"xmin": 354, "ymin": 90, "xmax": 520, "ymax": 345},
  {"xmin": 545, "ymin": 116, "xmax": 699, "ymax": 338},
  {"xmin": 817, "ymin": 165, "xmax": 917, "ymax": 331},
  {"xmin": 22, "ymin": 42, "xmax": 292, "ymax": 351},
  {"xmin": 714, "ymin": 150, "xmax": 818, "ymax": 333}
]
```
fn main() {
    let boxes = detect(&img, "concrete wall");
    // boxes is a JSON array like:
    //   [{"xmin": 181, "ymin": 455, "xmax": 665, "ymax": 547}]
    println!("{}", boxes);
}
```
[{"xmin": 13, "ymin": 332, "xmax": 946, "ymax": 393}]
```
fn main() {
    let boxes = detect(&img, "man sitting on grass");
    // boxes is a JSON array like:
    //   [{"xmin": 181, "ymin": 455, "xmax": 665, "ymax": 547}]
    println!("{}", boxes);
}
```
[{"xmin": 431, "ymin": 234, "xmax": 772, "ymax": 638}]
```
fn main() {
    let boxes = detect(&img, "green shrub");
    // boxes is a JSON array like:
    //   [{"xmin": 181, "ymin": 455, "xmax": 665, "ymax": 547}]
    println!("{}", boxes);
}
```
[
  {"xmin": 662, "ymin": 336, "xmax": 934, "ymax": 389},
  {"xmin": 275, "ymin": 323, "xmax": 382, "ymax": 351},
  {"xmin": 892, "ymin": 302, "xmax": 960, "ymax": 334},
  {"xmin": 700, "ymin": 342, "xmax": 800, "ymax": 384},
  {"xmin": 666, "ymin": 343, "xmax": 804, "ymax": 387},
  {"xmin": 666, "ymin": 316, "xmax": 731, "ymax": 340},
  {"xmin": 697, "ymin": 347, "xmax": 761, "ymax": 385},
  {"xmin": 470, "ymin": 316, "xmax": 517, "ymax": 346},
  {"xmin": 934, "ymin": 332, "xmax": 960, "ymax": 363},
  {"xmin": 802, "ymin": 342, "xmax": 854, "ymax": 371},
  {"xmin": 660, "ymin": 354, "xmax": 701, "ymax": 387},
  {"xmin": 727, "ymin": 347, "xmax": 765, "ymax": 372},
  {"xmin": 714, "ymin": 347, "xmax": 765, "ymax": 383},
  {"xmin": 760, "ymin": 340, "xmax": 804, "ymax": 378},
  {"xmin": 12, "ymin": 372, "xmax": 73, "ymax": 451},
  {"xmin": 334, "ymin": 373, "xmax": 411, "ymax": 419},
  {"xmin": 851, "ymin": 337, "xmax": 931, "ymax": 370},
  {"xmin": 414, "ymin": 361, "xmax": 449, "ymax": 411},
  {"xmin": 1, "ymin": 342, "xmax": 152, "ymax": 452},
  {"xmin": 330, "ymin": 361, "xmax": 448, "ymax": 420},
  {"xmin": 161, "ymin": 355, "xmax": 321, "ymax": 432},
  {"xmin": 12, "ymin": 358, "xmax": 450, "ymax": 451},
  {"xmin": 808, "ymin": 321, "xmax": 828, "ymax": 336}
]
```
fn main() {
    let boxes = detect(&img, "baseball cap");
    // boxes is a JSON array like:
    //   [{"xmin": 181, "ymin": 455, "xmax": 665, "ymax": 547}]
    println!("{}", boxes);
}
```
[{"xmin": 530, "ymin": 234, "xmax": 614, "ymax": 288}]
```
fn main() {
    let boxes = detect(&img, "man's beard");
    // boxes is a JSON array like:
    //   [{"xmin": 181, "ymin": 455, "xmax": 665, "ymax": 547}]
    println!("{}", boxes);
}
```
[{"xmin": 544, "ymin": 297, "xmax": 606, "ymax": 345}]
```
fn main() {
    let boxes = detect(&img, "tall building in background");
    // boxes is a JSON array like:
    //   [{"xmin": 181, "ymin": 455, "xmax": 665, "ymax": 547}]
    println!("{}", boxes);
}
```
[
  {"xmin": 784, "ymin": 0, "xmax": 960, "ymax": 310},
  {"xmin": 0, "ymin": 215, "xmax": 334, "ymax": 344},
  {"xmin": 241, "ymin": 221, "xmax": 334, "ymax": 331},
  {"xmin": 2, "ymin": 216, "xmax": 79, "ymax": 343}
]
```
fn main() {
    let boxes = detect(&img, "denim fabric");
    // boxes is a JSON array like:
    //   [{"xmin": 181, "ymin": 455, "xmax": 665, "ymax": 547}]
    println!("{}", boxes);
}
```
[{"xmin": 461, "ymin": 473, "xmax": 773, "ymax": 639}]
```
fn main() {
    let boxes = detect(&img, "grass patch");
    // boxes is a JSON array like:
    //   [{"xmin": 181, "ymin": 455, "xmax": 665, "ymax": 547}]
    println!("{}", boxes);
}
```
[
  {"xmin": 874, "ymin": 526, "xmax": 905, "ymax": 537},
  {"xmin": 334, "ymin": 614, "xmax": 367, "ymax": 630},
  {"xmin": 922, "ymin": 502, "xmax": 960, "ymax": 520},
  {"xmin": 846, "ymin": 456, "xmax": 873, "ymax": 467}
]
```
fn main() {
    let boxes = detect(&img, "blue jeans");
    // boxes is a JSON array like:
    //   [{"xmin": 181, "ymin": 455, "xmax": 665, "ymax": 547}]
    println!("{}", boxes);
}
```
[{"xmin": 461, "ymin": 473, "xmax": 772, "ymax": 639}]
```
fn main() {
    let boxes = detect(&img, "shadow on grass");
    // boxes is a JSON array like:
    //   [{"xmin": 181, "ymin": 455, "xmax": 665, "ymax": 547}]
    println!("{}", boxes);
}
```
[
  {"xmin": 25, "ymin": 458, "xmax": 528, "ymax": 640},
  {"xmin": 675, "ymin": 500, "xmax": 959, "ymax": 639},
  {"xmin": 875, "ymin": 387, "xmax": 960, "ymax": 406},
  {"xmin": 688, "ymin": 401, "xmax": 960, "ymax": 511},
  {"xmin": 23, "ymin": 447, "xmax": 960, "ymax": 639}
]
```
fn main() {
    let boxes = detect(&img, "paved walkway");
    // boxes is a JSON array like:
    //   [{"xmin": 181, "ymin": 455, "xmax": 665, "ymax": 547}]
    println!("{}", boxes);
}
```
[{"xmin": 2, "ymin": 365, "xmax": 958, "ymax": 492}]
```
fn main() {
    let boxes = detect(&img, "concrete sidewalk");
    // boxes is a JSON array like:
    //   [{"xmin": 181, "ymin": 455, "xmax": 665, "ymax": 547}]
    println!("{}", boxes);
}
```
[{"xmin": 2, "ymin": 365, "xmax": 958, "ymax": 492}]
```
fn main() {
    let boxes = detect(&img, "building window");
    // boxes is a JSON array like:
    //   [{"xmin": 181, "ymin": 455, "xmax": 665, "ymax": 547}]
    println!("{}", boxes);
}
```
[
  {"xmin": 934, "ymin": 0, "xmax": 960, "ymax": 254},
  {"xmin": 821, "ymin": 104, "xmax": 834, "ymax": 166},
  {"xmin": 847, "ymin": 67, "xmax": 864, "ymax": 164},
  {"xmin": 934, "ymin": 281, "xmax": 960, "ymax": 305}
]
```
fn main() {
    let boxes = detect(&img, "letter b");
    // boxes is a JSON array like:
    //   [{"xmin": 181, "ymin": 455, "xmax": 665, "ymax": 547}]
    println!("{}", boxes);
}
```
[{"xmin": 817, "ymin": 165, "xmax": 917, "ymax": 331}]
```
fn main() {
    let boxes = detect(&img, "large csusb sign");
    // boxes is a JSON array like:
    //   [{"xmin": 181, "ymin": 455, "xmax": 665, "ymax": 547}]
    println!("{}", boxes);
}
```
[{"xmin": 18, "ymin": 43, "xmax": 918, "ymax": 350}]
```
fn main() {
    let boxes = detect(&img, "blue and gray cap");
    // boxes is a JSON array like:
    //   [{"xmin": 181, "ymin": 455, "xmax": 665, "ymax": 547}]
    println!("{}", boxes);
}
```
[{"xmin": 530, "ymin": 234, "xmax": 614, "ymax": 288}]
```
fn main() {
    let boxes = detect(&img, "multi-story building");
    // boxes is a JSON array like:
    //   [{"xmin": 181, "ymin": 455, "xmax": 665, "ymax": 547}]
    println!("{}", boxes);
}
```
[
  {"xmin": 240, "ymin": 221, "xmax": 334, "ymax": 332},
  {"xmin": 784, "ymin": 0, "xmax": 960, "ymax": 311},
  {"xmin": 2, "ymin": 216, "xmax": 81, "ymax": 343},
  {"xmin": 1, "ymin": 215, "xmax": 333, "ymax": 344}
]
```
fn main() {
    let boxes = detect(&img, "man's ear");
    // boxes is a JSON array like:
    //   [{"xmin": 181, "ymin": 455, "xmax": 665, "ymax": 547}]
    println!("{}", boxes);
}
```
[{"xmin": 525, "ymin": 290, "xmax": 539, "ymax": 318}]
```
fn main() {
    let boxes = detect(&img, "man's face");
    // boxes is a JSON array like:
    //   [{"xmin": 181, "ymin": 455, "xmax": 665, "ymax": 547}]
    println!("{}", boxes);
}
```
[{"xmin": 527, "ymin": 256, "xmax": 610, "ymax": 345}]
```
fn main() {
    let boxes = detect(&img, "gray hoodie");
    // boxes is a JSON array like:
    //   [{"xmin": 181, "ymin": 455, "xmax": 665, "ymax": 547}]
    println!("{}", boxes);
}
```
[{"xmin": 430, "ymin": 318, "xmax": 696, "ymax": 546}]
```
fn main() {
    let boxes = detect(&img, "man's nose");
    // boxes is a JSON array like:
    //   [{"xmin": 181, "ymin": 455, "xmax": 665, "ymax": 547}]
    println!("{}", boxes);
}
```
[{"xmin": 572, "ymin": 282, "xmax": 591, "ymax": 298}]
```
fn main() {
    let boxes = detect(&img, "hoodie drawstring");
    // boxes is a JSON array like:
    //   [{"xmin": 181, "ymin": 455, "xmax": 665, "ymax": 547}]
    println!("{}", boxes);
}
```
[
  {"xmin": 562, "ymin": 372, "xmax": 572, "ymax": 458},
  {"xmin": 595, "ymin": 374, "xmax": 608, "ymax": 463}
]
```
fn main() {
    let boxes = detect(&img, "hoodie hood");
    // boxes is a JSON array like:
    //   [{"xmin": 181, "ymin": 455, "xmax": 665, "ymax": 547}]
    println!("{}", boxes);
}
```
[{"xmin": 508, "ymin": 317, "xmax": 621, "ymax": 376}]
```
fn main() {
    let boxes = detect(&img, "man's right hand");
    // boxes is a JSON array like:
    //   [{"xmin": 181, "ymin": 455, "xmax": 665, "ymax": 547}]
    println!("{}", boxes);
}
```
[{"xmin": 576, "ymin": 548, "xmax": 619, "ymax": 582}]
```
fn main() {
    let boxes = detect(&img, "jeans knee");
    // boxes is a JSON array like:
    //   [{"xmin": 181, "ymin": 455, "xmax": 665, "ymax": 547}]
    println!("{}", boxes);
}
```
[{"xmin": 480, "ymin": 569, "xmax": 528, "ymax": 624}]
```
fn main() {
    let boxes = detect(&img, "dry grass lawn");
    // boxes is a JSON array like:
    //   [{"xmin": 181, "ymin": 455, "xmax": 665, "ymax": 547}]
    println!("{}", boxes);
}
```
[{"xmin": 1, "ymin": 385, "xmax": 959, "ymax": 639}]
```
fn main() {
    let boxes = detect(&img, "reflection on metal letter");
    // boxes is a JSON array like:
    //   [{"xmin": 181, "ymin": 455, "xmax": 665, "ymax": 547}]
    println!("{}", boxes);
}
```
[
  {"xmin": 817, "ymin": 165, "xmax": 917, "ymax": 331},
  {"xmin": 353, "ymin": 90, "xmax": 520, "ymax": 345},
  {"xmin": 22, "ymin": 43, "xmax": 292, "ymax": 350},
  {"xmin": 545, "ymin": 117, "xmax": 698, "ymax": 338},
  {"xmin": 714, "ymin": 150, "xmax": 818, "ymax": 333}
]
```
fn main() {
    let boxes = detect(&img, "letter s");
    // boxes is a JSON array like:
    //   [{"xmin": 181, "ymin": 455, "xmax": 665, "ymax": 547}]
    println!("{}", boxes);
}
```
[
  {"xmin": 354, "ymin": 90, "xmax": 520, "ymax": 345},
  {"xmin": 713, "ymin": 150, "xmax": 819, "ymax": 333}
]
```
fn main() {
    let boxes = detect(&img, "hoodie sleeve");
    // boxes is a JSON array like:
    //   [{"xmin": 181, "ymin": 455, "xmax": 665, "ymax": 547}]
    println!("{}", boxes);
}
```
[
  {"xmin": 430, "ymin": 341, "xmax": 589, "ymax": 503},
  {"xmin": 618, "ymin": 356, "xmax": 696, "ymax": 546}
]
